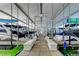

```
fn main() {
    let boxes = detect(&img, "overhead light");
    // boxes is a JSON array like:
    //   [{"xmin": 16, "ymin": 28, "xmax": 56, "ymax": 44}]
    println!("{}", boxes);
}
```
[
  {"xmin": 39, "ymin": 14, "xmax": 44, "ymax": 17},
  {"xmin": 35, "ymin": 13, "xmax": 48, "ymax": 17}
]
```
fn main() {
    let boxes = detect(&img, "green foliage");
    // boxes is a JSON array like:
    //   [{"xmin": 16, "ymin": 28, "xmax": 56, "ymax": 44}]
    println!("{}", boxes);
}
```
[{"xmin": 0, "ymin": 45, "xmax": 23, "ymax": 56}]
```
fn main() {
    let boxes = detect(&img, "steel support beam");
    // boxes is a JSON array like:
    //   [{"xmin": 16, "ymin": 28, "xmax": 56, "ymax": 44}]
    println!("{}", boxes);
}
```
[
  {"xmin": 54, "ymin": 6, "xmax": 79, "ymax": 25},
  {"xmin": 40, "ymin": 3, "xmax": 43, "ymax": 28},
  {"xmin": 0, "ymin": 9, "xmax": 27, "ymax": 24},
  {"xmin": 40, "ymin": 3, "xmax": 42, "ymax": 14},
  {"xmin": 11, "ymin": 3, "xmax": 13, "ymax": 46},
  {"xmin": 54, "ymin": 3, "xmax": 69, "ymax": 19},
  {"xmin": 14, "ymin": 3, "xmax": 35, "ymax": 24}
]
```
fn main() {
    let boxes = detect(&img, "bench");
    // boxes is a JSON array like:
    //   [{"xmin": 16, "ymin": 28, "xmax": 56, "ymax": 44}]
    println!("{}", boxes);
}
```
[
  {"xmin": 23, "ymin": 36, "xmax": 37, "ymax": 51},
  {"xmin": 45, "ymin": 36, "xmax": 57, "ymax": 50}
]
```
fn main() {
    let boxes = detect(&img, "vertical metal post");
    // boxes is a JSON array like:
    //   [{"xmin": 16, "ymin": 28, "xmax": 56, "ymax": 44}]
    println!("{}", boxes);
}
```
[
  {"xmin": 40, "ymin": 3, "xmax": 43, "ymax": 31},
  {"xmin": 25, "ymin": 17, "xmax": 27, "ymax": 38},
  {"xmin": 52, "ymin": 4, "xmax": 56, "ymax": 38},
  {"xmin": 46, "ymin": 16, "xmax": 48, "ymax": 36},
  {"xmin": 54, "ymin": 18, "xmax": 56, "ymax": 35},
  {"xmin": 25, "ymin": 17, "xmax": 27, "ymax": 39},
  {"xmin": 11, "ymin": 3, "xmax": 13, "ymax": 46},
  {"xmin": 17, "ymin": 6, "xmax": 19, "ymax": 44},
  {"xmin": 63, "ymin": 4, "xmax": 65, "ymax": 41},
  {"xmin": 34, "ymin": 17, "xmax": 36, "ymax": 36},
  {"xmin": 28, "ymin": 3, "xmax": 29, "ymax": 39},
  {"xmin": 52, "ymin": 3, "xmax": 54, "ymax": 38},
  {"xmin": 63, "ymin": 4, "xmax": 67, "ymax": 55},
  {"xmin": 69, "ymin": 4, "xmax": 71, "ymax": 45}
]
